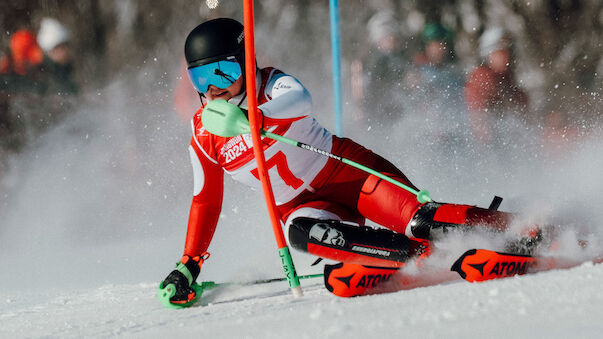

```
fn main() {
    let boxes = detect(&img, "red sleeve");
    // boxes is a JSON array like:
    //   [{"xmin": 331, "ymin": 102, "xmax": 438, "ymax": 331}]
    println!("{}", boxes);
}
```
[{"xmin": 183, "ymin": 137, "xmax": 224, "ymax": 256}]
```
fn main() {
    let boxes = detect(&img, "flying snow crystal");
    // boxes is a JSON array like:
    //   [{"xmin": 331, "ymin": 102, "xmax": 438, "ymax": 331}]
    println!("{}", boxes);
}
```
[{"xmin": 206, "ymin": 0, "xmax": 219, "ymax": 9}]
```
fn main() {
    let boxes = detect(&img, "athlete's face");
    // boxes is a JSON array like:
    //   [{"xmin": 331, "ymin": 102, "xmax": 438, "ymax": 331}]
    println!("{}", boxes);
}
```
[{"xmin": 206, "ymin": 76, "xmax": 243, "ymax": 101}]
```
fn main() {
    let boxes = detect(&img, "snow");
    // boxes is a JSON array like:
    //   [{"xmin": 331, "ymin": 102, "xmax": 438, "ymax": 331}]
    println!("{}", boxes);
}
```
[{"xmin": 2, "ymin": 263, "xmax": 603, "ymax": 338}]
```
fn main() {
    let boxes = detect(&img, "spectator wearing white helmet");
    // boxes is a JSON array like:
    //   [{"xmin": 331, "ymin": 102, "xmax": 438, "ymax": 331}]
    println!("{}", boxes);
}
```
[
  {"xmin": 464, "ymin": 26, "xmax": 528, "ymax": 145},
  {"xmin": 350, "ymin": 10, "xmax": 411, "ymax": 124},
  {"xmin": 38, "ymin": 17, "xmax": 77, "ymax": 94}
]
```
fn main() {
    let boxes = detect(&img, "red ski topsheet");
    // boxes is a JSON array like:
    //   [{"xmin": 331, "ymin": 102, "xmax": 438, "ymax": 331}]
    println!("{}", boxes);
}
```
[
  {"xmin": 324, "ymin": 262, "xmax": 457, "ymax": 297},
  {"xmin": 324, "ymin": 249, "xmax": 603, "ymax": 297},
  {"xmin": 451, "ymin": 249, "xmax": 537, "ymax": 282},
  {"xmin": 449, "ymin": 249, "xmax": 580, "ymax": 282}
]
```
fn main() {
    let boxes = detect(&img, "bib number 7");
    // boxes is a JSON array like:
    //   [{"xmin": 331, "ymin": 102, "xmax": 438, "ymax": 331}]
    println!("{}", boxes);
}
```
[{"xmin": 250, "ymin": 151, "xmax": 304, "ymax": 189}]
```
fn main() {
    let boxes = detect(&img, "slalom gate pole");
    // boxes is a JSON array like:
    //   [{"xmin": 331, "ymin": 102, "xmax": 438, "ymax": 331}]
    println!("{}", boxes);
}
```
[
  {"xmin": 329, "ymin": 0, "xmax": 343, "ymax": 136},
  {"xmin": 243, "ymin": 0, "xmax": 303, "ymax": 298},
  {"xmin": 261, "ymin": 130, "xmax": 432, "ymax": 203}
]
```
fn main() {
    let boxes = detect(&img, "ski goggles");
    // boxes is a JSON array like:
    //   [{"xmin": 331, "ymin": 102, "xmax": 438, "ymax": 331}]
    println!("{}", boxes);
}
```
[{"xmin": 187, "ymin": 58, "xmax": 242, "ymax": 94}]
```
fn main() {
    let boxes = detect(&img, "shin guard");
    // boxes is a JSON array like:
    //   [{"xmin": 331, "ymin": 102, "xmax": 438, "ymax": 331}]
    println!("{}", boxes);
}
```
[{"xmin": 289, "ymin": 217, "xmax": 428, "ymax": 267}]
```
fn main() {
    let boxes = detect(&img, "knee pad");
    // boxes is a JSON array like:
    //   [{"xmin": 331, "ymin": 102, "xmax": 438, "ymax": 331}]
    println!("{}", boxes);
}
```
[{"xmin": 357, "ymin": 173, "xmax": 422, "ymax": 233}]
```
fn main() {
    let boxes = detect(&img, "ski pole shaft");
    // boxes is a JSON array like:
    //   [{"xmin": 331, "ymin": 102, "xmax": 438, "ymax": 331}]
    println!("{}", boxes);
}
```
[
  {"xmin": 199, "ymin": 273, "xmax": 324, "ymax": 291},
  {"xmin": 261, "ymin": 130, "xmax": 432, "ymax": 203}
]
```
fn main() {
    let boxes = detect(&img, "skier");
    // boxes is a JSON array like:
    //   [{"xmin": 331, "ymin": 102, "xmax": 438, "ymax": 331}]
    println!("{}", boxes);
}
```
[{"xmin": 159, "ymin": 18, "xmax": 517, "ymax": 306}]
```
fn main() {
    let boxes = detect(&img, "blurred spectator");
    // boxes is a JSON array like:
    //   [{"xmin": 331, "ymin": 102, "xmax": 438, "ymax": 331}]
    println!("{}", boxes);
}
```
[
  {"xmin": 405, "ymin": 22, "xmax": 467, "ymax": 151},
  {"xmin": 37, "ymin": 17, "xmax": 78, "ymax": 95},
  {"xmin": 0, "ymin": 29, "xmax": 45, "ymax": 94},
  {"xmin": 0, "ymin": 20, "xmax": 78, "ymax": 159},
  {"xmin": 413, "ymin": 22, "xmax": 464, "ymax": 92},
  {"xmin": 0, "ymin": 29, "xmax": 45, "ymax": 153},
  {"xmin": 464, "ymin": 27, "xmax": 528, "ymax": 145},
  {"xmin": 351, "ymin": 10, "xmax": 410, "ymax": 123}
]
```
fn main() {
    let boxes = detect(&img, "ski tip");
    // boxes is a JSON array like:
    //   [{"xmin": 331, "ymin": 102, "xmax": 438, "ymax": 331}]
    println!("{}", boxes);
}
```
[
  {"xmin": 451, "ymin": 249, "xmax": 538, "ymax": 283},
  {"xmin": 323, "ymin": 262, "xmax": 344, "ymax": 293},
  {"xmin": 450, "ymin": 249, "xmax": 476, "ymax": 279}
]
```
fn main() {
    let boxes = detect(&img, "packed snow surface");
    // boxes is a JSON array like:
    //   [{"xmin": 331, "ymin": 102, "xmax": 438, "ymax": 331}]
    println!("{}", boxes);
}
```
[{"xmin": 2, "ymin": 262, "xmax": 603, "ymax": 338}]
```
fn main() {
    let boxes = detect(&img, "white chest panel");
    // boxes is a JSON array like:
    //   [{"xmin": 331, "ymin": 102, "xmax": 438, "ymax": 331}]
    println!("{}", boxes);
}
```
[{"xmin": 227, "ymin": 116, "xmax": 332, "ymax": 204}]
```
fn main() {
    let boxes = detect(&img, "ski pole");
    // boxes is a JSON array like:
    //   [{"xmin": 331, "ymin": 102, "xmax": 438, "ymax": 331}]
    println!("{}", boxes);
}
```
[
  {"xmin": 202, "ymin": 100, "xmax": 432, "ymax": 204},
  {"xmin": 261, "ymin": 130, "xmax": 432, "ymax": 203},
  {"xmin": 198, "ymin": 273, "xmax": 324, "ymax": 291}
]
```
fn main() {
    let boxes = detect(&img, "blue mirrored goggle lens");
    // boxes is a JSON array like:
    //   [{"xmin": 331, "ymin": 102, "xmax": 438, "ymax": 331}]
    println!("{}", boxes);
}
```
[{"xmin": 187, "ymin": 60, "xmax": 242, "ymax": 93}]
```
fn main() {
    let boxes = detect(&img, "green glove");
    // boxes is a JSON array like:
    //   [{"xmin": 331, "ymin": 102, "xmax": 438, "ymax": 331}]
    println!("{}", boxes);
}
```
[{"xmin": 158, "ymin": 255, "xmax": 205, "ymax": 309}]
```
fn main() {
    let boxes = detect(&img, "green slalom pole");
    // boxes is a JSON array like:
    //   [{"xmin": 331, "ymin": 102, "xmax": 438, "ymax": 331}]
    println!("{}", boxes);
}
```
[{"xmin": 202, "ymin": 100, "xmax": 432, "ymax": 204}]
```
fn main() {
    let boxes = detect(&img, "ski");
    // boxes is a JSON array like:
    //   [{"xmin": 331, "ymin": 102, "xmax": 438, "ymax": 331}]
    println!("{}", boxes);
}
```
[
  {"xmin": 451, "ymin": 248, "xmax": 603, "ymax": 283},
  {"xmin": 323, "ymin": 248, "xmax": 603, "ymax": 297},
  {"xmin": 191, "ymin": 248, "xmax": 601, "ymax": 301},
  {"xmin": 323, "ymin": 262, "xmax": 457, "ymax": 297}
]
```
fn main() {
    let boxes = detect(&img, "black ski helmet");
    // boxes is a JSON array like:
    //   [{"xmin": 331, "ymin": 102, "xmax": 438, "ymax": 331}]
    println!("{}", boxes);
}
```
[{"xmin": 185, "ymin": 18, "xmax": 245, "ymax": 69}]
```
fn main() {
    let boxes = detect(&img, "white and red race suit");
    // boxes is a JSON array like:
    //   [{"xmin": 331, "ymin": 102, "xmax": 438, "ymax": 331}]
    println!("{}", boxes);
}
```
[{"xmin": 183, "ymin": 67, "xmax": 423, "ymax": 256}]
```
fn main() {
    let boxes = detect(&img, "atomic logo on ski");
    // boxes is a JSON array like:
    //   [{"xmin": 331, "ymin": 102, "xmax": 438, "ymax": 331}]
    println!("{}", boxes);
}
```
[
  {"xmin": 468, "ymin": 260, "xmax": 488, "ymax": 275},
  {"xmin": 355, "ymin": 273, "xmax": 394, "ymax": 288},
  {"xmin": 451, "ymin": 249, "xmax": 537, "ymax": 282},
  {"xmin": 335, "ymin": 273, "xmax": 355, "ymax": 288},
  {"xmin": 488, "ymin": 261, "xmax": 529, "ymax": 276}
]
